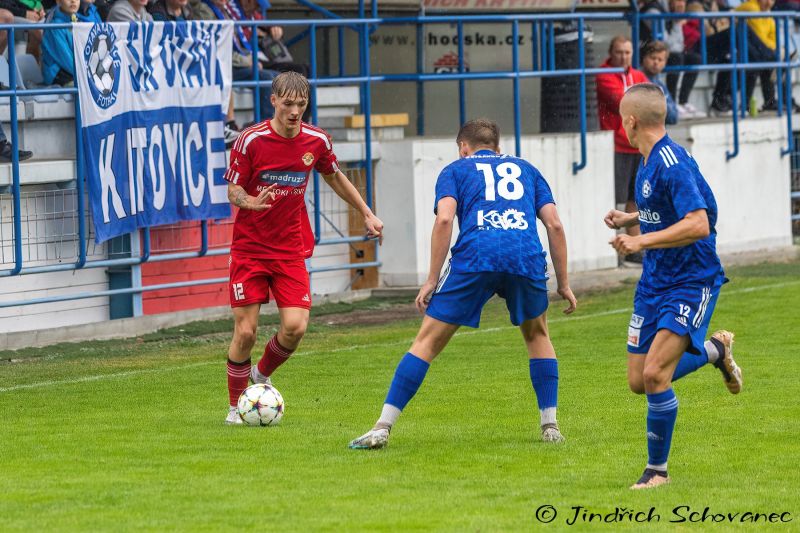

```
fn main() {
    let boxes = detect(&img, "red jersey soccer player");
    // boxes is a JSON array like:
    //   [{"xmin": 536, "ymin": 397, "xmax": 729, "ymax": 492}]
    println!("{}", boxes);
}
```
[{"xmin": 222, "ymin": 72, "xmax": 384, "ymax": 424}]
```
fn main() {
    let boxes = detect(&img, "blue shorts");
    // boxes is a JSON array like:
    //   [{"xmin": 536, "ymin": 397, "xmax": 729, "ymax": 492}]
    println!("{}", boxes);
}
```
[
  {"xmin": 627, "ymin": 282, "xmax": 722, "ymax": 355},
  {"xmin": 426, "ymin": 269, "xmax": 549, "ymax": 328}
]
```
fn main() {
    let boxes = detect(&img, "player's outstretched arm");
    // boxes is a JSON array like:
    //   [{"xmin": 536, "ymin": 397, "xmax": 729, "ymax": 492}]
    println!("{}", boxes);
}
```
[
  {"xmin": 416, "ymin": 197, "xmax": 457, "ymax": 314},
  {"xmin": 322, "ymin": 171, "xmax": 384, "ymax": 243},
  {"xmin": 538, "ymin": 204, "xmax": 577, "ymax": 314},
  {"xmin": 227, "ymin": 183, "xmax": 277, "ymax": 211},
  {"xmin": 610, "ymin": 208, "xmax": 710, "ymax": 255}
]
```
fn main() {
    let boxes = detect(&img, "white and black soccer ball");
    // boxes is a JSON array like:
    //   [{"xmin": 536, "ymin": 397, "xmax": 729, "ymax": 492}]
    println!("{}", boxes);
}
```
[
  {"xmin": 237, "ymin": 384, "xmax": 284, "ymax": 426},
  {"xmin": 88, "ymin": 34, "xmax": 116, "ymax": 95}
]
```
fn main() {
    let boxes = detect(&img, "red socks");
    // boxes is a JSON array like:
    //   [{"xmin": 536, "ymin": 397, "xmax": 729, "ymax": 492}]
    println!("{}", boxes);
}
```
[
  {"xmin": 226, "ymin": 358, "xmax": 251, "ymax": 407},
  {"xmin": 257, "ymin": 335, "xmax": 294, "ymax": 378}
]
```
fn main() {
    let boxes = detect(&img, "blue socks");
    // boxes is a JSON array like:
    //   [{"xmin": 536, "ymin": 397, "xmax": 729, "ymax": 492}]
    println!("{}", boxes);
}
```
[
  {"xmin": 646, "ymin": 389, "xmax": 678, "ymax": 470},
  {"xmin": 529, "ymin": 358, "xmax": 559, "ymax": 426},
  {"xmin": 384, "ymin": 353, "xmax": 430, "ymax": 411},
  {"xmin": 672, "ymin": 351, "xmax": 709, "ymax": 381}
]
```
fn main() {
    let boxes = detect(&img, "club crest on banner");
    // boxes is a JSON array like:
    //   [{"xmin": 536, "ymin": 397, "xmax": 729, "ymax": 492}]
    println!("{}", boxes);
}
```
[{"xmin": 83, "ymin": 24, "xmax": 121, "ymax": 109}]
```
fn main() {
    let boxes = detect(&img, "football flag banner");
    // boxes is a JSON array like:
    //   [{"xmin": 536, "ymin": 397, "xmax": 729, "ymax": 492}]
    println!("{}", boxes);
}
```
[{"xmin": 73, "ymin": 21, "xmax": 233, "ymax": 243}]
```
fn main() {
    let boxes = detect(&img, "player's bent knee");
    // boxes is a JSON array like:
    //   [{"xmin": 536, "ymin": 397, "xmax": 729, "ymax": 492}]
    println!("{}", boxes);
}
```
[
  {"xmin": 281, "ymin": 321, "xmax": 308, "ymax": 343},
  {"xmin": 628, "ymin": 378, "xmax": 646, "ymax": 395},
  {"xmin": 642, "ymin": 365, "xmax": 670, "ymax": 391},
  {"xmin": 234, "ymin": 323, "xmax": 258, "ymax": 349}
]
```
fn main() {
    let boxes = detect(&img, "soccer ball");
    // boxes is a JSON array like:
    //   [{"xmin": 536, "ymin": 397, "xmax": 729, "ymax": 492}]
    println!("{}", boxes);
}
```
[
  {"xmin": 88, "ymin": 34, "xmax": 116, "ymax": 95},
  {"xmin": 237, "ymin": 384, "xmax": 284, "ymax": 426}
]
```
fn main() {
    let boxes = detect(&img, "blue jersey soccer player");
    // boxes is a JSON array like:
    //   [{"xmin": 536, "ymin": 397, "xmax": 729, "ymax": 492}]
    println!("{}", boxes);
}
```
[
  {"xmin": 605, "ymin": 83, "xmax": 743, "ymax": 489},
  {"xmin": 349, "ymin": 119, "xmax": 577, "ymax": 450}
]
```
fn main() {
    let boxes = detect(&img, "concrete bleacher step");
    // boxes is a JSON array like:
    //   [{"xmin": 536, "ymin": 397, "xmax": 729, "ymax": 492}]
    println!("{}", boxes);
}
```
[
  {"xmin": 328, "ymin": 127, "xmax": 405, "ymax": 142},
  {"xmin": 0, "ymin": 158, "xmax": 76, "ymax": 187},
  {"xmin": 232, "ymin": 85, "xmax": 360, "ymax": 111}
]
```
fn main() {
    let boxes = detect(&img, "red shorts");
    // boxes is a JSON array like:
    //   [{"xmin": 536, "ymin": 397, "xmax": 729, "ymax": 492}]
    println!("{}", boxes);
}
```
[{"xmin": 228, "ymin": 256, "xmax": 312, "ymax": 309}]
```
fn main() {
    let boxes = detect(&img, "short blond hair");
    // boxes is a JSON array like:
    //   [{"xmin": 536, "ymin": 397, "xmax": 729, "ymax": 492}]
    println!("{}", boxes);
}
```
[{"xmin": 272, "ymin": 71, "xmax": 310, "ymax": 99}]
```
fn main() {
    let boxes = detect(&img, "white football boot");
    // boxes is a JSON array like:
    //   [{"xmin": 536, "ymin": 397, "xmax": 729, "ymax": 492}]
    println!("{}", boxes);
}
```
[
  {"xmin": 541, "ymin": 423, "xmax": 565, "ymax": 443},
  {"xmin": 349, "ymin": 427, "xmax": 390, "ymax": 449},
  {"xmin": 225, "ymin": 406, "xmax": 243, "ymax": 425},
  {"xmin": 250, "ymin": 366, "xmax": 273, "ymax": 387}
]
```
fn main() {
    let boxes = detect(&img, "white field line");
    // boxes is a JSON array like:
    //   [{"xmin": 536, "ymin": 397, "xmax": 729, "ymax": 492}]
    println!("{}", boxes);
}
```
[{"xmin": 1, "ymin": 279, "xmax": 797, "ymax": 394}]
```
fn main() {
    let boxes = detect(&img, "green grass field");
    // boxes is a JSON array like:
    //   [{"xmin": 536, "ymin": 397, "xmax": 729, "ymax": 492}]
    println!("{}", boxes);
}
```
[{"xmin": 1, "ymin": 260, "xmax": 799, "ymax": 532}]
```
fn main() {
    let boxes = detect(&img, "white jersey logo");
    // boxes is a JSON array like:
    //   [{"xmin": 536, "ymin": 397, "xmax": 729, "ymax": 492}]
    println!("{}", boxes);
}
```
[
  {"xmin": 639, "ymin": 208, "xmax": 662, "ymax": 224},
  {"xmin": 642, "ymin": 179, "xmax": 652, "ymax": 198},
  {"xmin": 477, "ymin": 209, "xmax": 528, "ymax": 230}
]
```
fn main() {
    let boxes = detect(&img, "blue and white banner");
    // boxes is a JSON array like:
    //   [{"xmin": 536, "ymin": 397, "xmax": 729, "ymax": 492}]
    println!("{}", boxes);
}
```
[{"xmin": 74, "ymin": 21, "xmax": 233, "ymax": 243}]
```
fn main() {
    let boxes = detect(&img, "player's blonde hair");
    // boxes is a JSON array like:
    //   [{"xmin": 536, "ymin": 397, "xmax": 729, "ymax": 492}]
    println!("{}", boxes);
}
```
[
  {"xmin": 456, "ymin": 119, "xmax": 500, "ymax": 150},
  {"xmin": 272, "ymin": 71, "xmax": 310, "ymax": 100}
]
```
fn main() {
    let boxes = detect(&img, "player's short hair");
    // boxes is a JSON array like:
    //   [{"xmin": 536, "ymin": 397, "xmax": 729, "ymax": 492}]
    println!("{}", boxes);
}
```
[
  {"xmin": 456, "ymin": 119, "xmax": 500, "ymax": 149},
  {"xmin": 641, "ymin": 40, "xmax": 669, "ymax": 58},
  {"xmin": 623, "ymin": 83, "xmax": 667, "ymax": 126},
  {"xmin": 625, "ymin": 82, "xmax": 666, "ymax": 99},
  {"xmin": 272, "ymin": 71, "xmax": 310, "ymax": 100},
  {"xmin": 608, "ymin": 35, "xmax": 631, "ymax": 54}
]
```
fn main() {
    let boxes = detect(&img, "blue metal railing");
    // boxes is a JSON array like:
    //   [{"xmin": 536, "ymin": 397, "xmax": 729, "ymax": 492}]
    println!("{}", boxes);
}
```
[{"xmin": 2, "ymin": 9, "xmax": 799, "ymax": 311}]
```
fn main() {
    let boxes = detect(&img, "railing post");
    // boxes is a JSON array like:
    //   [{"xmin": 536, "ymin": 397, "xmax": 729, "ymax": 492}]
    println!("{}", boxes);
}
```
[
  {"xmin": 573, "ymin": 18, "xmax": 588, "ymax": 175},
  {"xmin": 8, "ymin": 27, "xmax": 22, "ymax": 276},
  {"xmin": 416, "ymin": 22, "xmax": 425, "ymax": 135},
  {"xmin": 251, "ymin": 25, "xmax": 260, "ymax": 122},
  {"xmin": 310, "ymin": 23, "xmax": 318, "ymax": 124},
  {"xmin": 632, "ymin": 9, "xmax": 641, "ymax": 68},
  {"xmin": 457, "ymin": 21, "xmax": 466, "ymax": 126},
  {"xmin": 74, "ymin": 72, "xmax": 87, "ymax": 269},
  {"xmin": 727, "ymin": 15, "xmax": 740, "ymax": 160},
  {"xmin": 512, "ymin": 20, "xmax": 521, "ymax": 157},
  {"xmin": 199, "ymin": 220, "xmax": 209, "ymax": 256},
  {"xmin": 781, "ymin": 16, "xmax": 794, "ymax": 157},
  {"xmin": 361, "ymin": 21, "xmax": 374, "ymax": 209},
  {"xmin": 739, "ymin": 20, "xmax": 748, "ymax": 118}
]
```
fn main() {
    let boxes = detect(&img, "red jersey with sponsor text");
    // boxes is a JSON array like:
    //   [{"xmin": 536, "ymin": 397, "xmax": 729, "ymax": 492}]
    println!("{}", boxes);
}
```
[{"xmin": 224, "ymin": 120, "xmax": 340, "ymax": 260}]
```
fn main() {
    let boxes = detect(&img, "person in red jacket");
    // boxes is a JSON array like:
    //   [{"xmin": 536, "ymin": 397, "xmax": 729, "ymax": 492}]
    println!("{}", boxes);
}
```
[{"xmin": 596, "ymin": 35, "xmax": 649, "ymax": 258}]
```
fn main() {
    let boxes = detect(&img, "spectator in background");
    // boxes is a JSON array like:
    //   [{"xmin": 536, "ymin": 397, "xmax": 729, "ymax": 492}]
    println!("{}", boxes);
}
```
[
  {"xmin": 149, "ymin": 0, "xmax": 191, "ymax": 21},
  {"xmin": 41, "ymin": 0, "xmax": 100, "ymax": 86},
  {"xmin": 640, "ymin": 40, "xmax": 680, "ymax": 124},
  {"xmin": 709, "ymin": 0, "xmax": 778, "ymax": 113},
  {"xmin": 596, "ymin": 35, "xmax": 649, "ymax": 261},
  {"xmin": 738, "ymin": 0, "xmax": 780, "ymax": 111},
  {"xmin": 107, "ymin": 0, "xmax": 152, "ymax": 21},
  {"xmin": 0, "ymin": 0, "xmax": 44, "ymax": 61},
  {"xmin": 664, "ymin": 0, "xmax": 703, "ymax": 118},
  {"xmin": 237, "ymin": 0, "xmax": 309, "ymax": 77},
  {"xmin": 0, "ymin": 9, "xmax": 14, "ymax": 57},
  {"xmin": 0, "ymin": 124, "xmax": 33, "ymax": 162},
  {"xmin": 191, "ymin": 0, "xmax": 278, "ymax": 121}
]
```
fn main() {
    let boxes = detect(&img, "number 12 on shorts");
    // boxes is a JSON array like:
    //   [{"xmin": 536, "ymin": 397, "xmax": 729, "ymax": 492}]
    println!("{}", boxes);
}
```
[{"xmin": 232, "ymin": 282, "xmax": 245, "ymax": 301}]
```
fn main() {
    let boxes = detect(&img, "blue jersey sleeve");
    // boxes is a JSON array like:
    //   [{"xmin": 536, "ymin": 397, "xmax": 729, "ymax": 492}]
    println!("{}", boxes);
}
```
[
  {"xmin": 434, "ymin": 165, "xmax": 458, "ymax": 214},
  {"xmin": 667, "ymin": 166, "xmax": 707, "ymax": 219},
  {"xmin": 533, "ymin": 171, "xmax": 555, "ymax": 212}
]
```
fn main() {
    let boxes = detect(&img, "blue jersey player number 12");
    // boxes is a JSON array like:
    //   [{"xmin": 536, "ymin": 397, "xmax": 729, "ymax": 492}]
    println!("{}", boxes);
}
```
[
  {"xmin": 605, "ymin": 84, "xmax": 743, "ymax": 490},
  {"xmin": 349, "ymin": 118, "xmax": 577, "ymax": 450}
]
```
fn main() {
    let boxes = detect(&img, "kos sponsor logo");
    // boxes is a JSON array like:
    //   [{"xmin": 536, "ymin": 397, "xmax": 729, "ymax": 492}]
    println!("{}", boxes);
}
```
[
  {"xmin": 639, "ymin": 208, "xmax": 662, "ymax": 224},
  {"xmin": 477, "ymin": 208, "xmax": 528, "ymax": 230}
]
